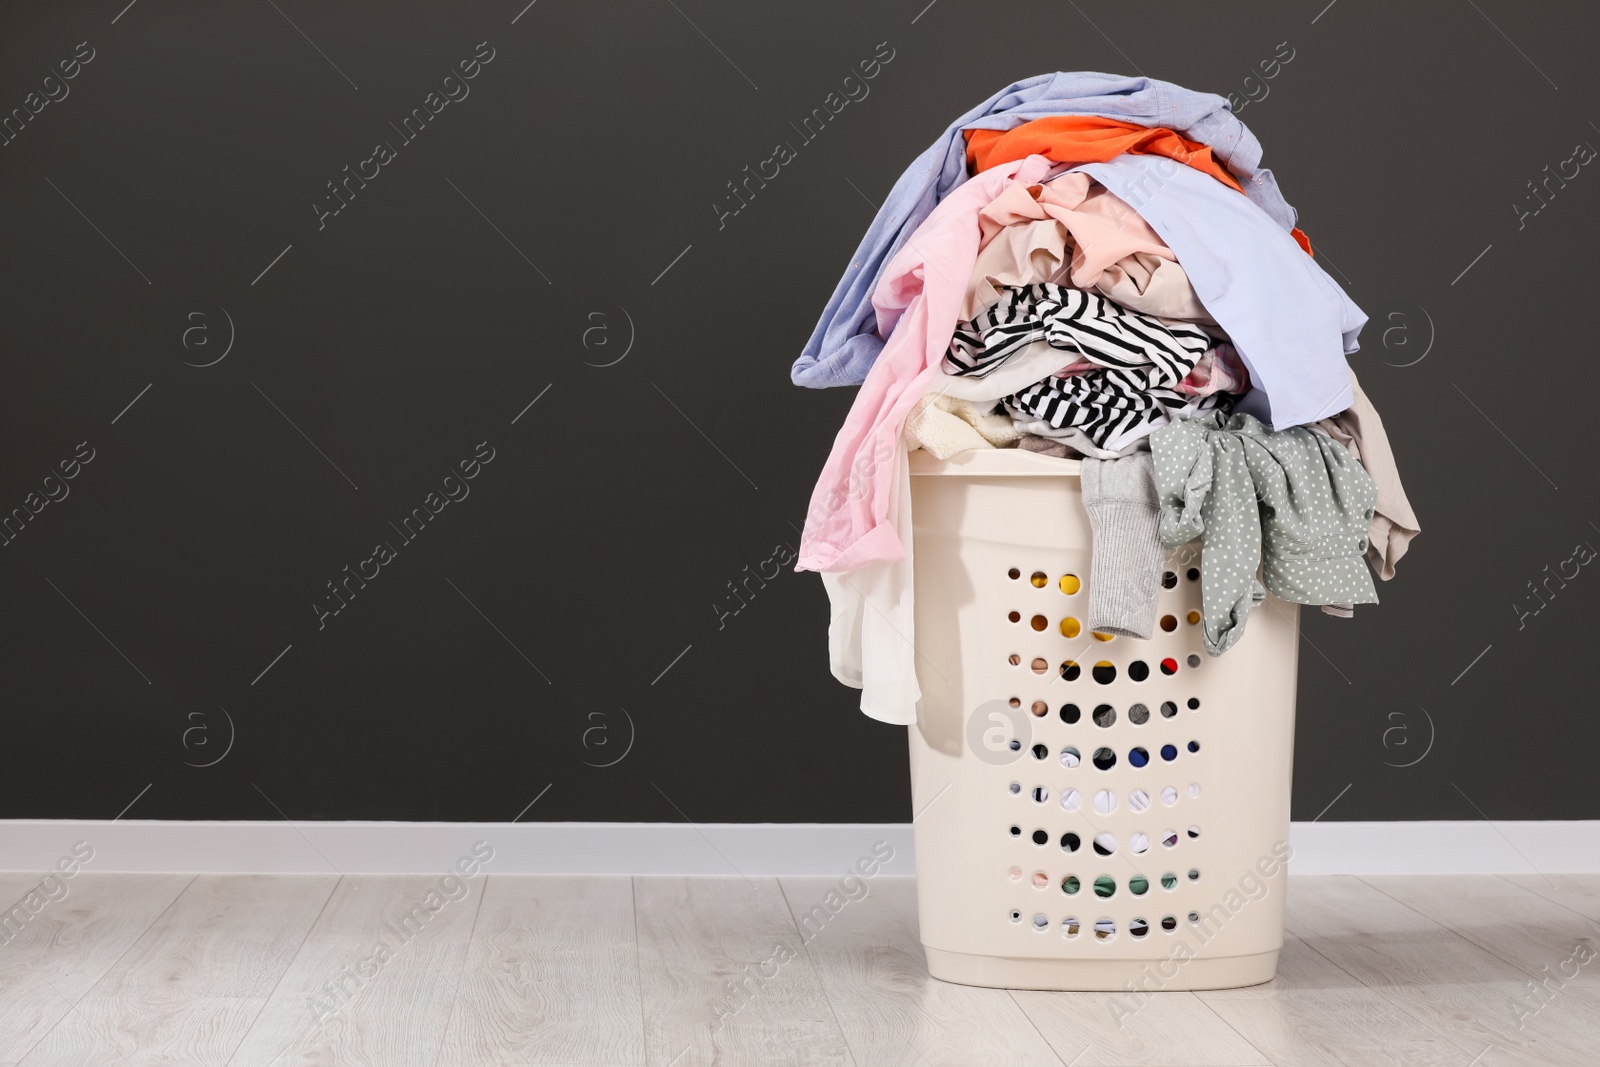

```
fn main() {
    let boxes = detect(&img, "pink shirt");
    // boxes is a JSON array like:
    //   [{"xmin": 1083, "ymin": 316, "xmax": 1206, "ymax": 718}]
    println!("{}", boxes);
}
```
[{"xmin": 797, "ymin": 155, "xmax": 1054, "ymax": 573}]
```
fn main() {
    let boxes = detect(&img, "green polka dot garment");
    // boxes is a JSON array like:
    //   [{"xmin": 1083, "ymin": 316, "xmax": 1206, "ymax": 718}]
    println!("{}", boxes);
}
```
[{"xmin": 1150, "ymin": 410, "xmax": 1379, "ymax": 655}]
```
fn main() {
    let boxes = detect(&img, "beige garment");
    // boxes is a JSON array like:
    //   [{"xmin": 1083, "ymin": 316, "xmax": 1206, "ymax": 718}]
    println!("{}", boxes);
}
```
[
  {"xmin": 1096, "ymin": 252, "xmax": 1219, "ymax": 328},
  {"xmin": 963, "ymin": 215, "xmax": 1072, "ymax": 321},
  {"xmin": 903, "ymin": 394, "xmax": 1022, "ymax": 459},
  {"xmin": 961, "ymin": 184, "xmax": 1218, "ymax": 327},
  {"xmin": 1315, "ymin": 368, "xmax": 1420, "ymax": 580}
]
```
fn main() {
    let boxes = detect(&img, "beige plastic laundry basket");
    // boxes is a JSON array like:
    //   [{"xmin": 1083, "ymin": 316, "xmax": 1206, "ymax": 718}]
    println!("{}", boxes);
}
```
[{"xmin": 908, "ymin": 448, "xmax": 1300, "ymax": 992}]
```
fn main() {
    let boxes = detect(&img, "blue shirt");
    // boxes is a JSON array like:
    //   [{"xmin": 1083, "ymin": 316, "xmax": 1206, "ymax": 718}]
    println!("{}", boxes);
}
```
[{"xmin": 1077, "ymin": 155, "xmax": 1361, "ymax": 430}]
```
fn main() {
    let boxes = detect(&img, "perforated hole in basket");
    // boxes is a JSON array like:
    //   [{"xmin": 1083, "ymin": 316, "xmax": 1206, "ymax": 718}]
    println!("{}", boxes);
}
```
[{"xmin": 994, "ymin": 553, "xmax": 1211, "ymax": 945}]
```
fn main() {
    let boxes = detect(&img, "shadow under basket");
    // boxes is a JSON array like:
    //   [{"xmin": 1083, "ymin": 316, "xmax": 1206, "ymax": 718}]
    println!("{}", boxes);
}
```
[{"xmin": 907, "ymin": 449, "xmax": 1301, "ymax": 992}]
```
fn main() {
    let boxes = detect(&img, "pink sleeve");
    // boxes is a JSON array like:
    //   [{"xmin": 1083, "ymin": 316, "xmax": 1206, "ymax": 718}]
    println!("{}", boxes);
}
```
[{"xmin": 798, "ymin": 156, "xmax": 1053, "ymax": 573}]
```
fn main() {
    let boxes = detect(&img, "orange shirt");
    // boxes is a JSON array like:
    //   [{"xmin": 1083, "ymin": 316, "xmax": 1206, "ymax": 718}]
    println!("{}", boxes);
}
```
[{"xmin": 964, "ymin": 116, "xmax": 1312, "ymax": 256}]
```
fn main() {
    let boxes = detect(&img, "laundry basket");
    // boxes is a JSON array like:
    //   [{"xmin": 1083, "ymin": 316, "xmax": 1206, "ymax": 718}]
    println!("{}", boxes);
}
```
[{"xmin": 907, "ymin": 448, "xmax": 1300, "ymax": 992}]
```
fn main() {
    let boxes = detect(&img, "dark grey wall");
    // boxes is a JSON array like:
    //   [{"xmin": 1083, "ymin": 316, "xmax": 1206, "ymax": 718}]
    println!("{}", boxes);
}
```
[{"xmin": 1, "ymin": 0, "xmax": 1593, "ymax": 824}]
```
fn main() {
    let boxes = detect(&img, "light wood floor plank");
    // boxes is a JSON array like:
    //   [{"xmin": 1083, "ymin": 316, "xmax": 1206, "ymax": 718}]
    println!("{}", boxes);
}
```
[
  {"xmin": 634, "ymin": 875, "xmax": 851, "ymax": 1066},
  {"xmin": 1010, "ymin": 983, "xmax": 1271, "ymax": 1066},
  {"xmin": 1198, "ymin": 932, "xmax": 1464, "ymax": 1066},
  {"xmin": 18, "ymin": 874, "xmax": 336, "ymax": 1066},
  {"xmin": 1285, "ymin": 875, "xmax": 1599, "ymax": 1067},
  {"xmin": 225, "ymin": 874, "xmax": 483, "ymax": 1066},
  {"xmin": 779, "ymin": 876, "xmax": 1065, "ymax": 1066},
  {"xmin": 5, "ymin": 873, "xmax": 1597, "ymax": 1066},
  {"xmin": 432, "ymin": 875, "xmax": 642, "ymax": 1065},
  {"xmin": 0, "ymin": 873, "xmax": 192, "ymax": 1062},
  {"xmin": 1359, "ymin": 874, "xmax": 1600, "ymax": 983},
  {"xmin": 1501, "ymin": 873, "xmax": 1600, "ymax": 924}
]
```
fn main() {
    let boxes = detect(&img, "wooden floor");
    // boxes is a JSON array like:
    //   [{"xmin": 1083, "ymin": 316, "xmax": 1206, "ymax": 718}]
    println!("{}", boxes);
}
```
[{"xmin": 0, "ymin": 874, "xmax": 1596, "ymax": 1066}]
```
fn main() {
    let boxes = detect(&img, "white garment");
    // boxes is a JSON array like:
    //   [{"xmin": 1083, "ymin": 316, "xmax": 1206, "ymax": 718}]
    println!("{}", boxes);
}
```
[
  {"xmin": 902, "ymin": 394, "xmax": 1022, "ymax": 458},
  {"xmin": 1008, "ymin": 417, "xmax": 1145, "ymax": 459},
  {"xmin": 931, "ymin": 339, "xmax": 1083, "ymax": 403},
  {"xmin": 821, "ymin": 445, "xmax": 921, "ymax": 724}
]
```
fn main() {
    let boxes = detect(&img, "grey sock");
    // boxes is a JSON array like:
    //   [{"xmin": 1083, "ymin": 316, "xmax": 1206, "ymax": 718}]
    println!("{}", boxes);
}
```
[{"xmin": 1081, "ymin": 451, "xmax": 1163, "ymax": 639}]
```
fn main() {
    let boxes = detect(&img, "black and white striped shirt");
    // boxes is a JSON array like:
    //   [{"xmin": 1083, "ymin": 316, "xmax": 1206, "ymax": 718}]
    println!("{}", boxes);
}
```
[{"xmin": 946, "ymin": 284, "xmax": 1230, "ymax": 449}]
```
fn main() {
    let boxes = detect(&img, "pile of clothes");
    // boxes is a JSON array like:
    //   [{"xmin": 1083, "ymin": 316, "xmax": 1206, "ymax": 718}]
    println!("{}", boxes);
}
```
[{"xmin": 792, "ymin": 72, "xmax": 1419, "ymax": 725}]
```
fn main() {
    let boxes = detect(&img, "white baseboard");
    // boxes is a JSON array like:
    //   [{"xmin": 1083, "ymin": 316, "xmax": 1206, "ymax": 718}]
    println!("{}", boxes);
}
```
[{"xmin": 1, "ymin": 820, "xmax": 1595, "ymax": 876}]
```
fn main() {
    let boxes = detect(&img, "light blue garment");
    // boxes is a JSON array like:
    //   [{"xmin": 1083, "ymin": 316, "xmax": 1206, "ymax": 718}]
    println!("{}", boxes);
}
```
[
  {"xmin": 1076, "ymin": 156, "xmax": 1362, "ymax": 429},
  {"xmin": 791, "ymin": 71, "xmax": 1298, "ymax": 390}
]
